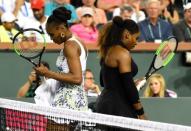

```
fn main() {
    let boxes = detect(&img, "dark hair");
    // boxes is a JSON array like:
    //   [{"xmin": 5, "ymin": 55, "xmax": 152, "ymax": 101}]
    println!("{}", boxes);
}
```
[
  {"xmin": 46, "ymin": 7, "xmax": 71, "ymax": 27},
  {"xmin": 86, "ymin": 68, "xmax": 92, "ymax": 73},
  {"xmin": 113, "ymin": 16, "xmax": 139, "ymax": 35},
  {"xmin": 98, "ymin": 16, "xmax": 139, "ymax": 58},
  {"xmin": 120, "ymin": 4, "xmax": 134, "ymax": 13}
]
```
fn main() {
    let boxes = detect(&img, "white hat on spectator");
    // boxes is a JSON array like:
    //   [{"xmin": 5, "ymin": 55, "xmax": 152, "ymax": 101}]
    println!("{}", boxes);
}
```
[
  {"xmin": 184, "ymin": 3, "xmax": 191, "ymax": 10},
  {"xmin": 81, "ymin": 7, "xmax": 94, "ymax": 17},
  {"xmin": 1, "ymin": 12, "xmax": 17, "ymax": 23}
]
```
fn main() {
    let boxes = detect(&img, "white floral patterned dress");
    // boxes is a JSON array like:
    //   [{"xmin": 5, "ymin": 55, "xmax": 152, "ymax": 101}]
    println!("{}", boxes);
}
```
[{"xmin": 52, "ymin": 36, "xmax": 88, "ymax": 111}]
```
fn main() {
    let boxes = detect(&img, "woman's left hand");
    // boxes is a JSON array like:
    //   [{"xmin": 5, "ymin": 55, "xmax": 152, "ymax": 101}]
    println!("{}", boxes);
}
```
[
  {"xmin": 34, "ymin": 64, "xmax": 49, "ymax": 76},
  {"xmin": 164, "ymin": 8, "xmax": 171, "ymax": 19}
]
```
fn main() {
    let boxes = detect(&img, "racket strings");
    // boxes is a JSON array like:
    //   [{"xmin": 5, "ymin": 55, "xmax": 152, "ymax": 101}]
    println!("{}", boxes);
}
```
[
  {"xmin": 13, "ymin": 30, "xmax": 46, "ymax": 58},
  {"xmin": 154, "ymin": 37, "xmax": 177, "ymax": 69}
]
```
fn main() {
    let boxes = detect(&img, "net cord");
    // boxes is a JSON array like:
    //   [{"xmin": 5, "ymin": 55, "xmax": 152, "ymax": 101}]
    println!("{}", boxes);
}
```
[{"xmin": 0, "ymin": 98, "xmax": 191, "ymax": 131}]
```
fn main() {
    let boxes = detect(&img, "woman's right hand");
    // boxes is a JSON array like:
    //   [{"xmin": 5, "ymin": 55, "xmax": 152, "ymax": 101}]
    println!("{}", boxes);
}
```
[
  {"xmin": 134, "ymin": 77, "xmax": 145, "ymax": 86},
  {"xmin": 138, "ymin": 114, "xmax": 148, "ymax": 120}
]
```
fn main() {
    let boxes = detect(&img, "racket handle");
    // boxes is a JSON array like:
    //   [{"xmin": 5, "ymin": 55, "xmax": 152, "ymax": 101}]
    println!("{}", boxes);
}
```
[{"xmin": 136, "ymin": 79, "xmax": 146, "ymax": 91}]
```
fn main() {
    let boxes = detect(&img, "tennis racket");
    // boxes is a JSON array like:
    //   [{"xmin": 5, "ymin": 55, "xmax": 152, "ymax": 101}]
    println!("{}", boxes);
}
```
[
  {"xmin": 12, "ymin": 28, "xmax": 46, "ymax": 66},
  {"xmin": 12, "ymin": 28, "xmax": 46, "ymax": 87},
  {"xmin": 136, "ymin": 36, "xmax": 178, "ymax": 91}
]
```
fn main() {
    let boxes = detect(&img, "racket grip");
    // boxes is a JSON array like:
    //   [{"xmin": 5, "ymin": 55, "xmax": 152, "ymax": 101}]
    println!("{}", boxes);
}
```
[{"xmin": 136, "ymin": 79, "xmax": 146, "ymax": 91}]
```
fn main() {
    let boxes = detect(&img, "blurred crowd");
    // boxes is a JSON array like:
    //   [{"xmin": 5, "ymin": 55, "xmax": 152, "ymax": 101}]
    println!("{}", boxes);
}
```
[{"xmin": 1, "ymin": 0, "xmax": 191, "ymax": 44}]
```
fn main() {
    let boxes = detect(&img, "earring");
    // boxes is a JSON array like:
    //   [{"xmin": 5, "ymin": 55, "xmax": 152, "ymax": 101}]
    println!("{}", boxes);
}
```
[{"xmin": 61, "ymin": 33, "xmax": 65, "ymax": 38}]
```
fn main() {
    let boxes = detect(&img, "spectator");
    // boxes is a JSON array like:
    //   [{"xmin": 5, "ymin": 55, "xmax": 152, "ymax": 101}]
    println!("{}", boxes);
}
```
[
  {"xmin": 0, "ymin": 0, "xmax": 33, "ymax": 29},
  {"xmin": 173, "ymin": 2, "xmax": 191, "ymax": 66},
  {"xmin": 121, "ymin": 4, "xmax": 135, "ymax": 21},
  {"xmin": 70, "ymin": 0, "xmax": 83, "ymax": 8},
  {"xmin": 129, "ymin": 0, "xmax": 146, "ymax": 23},
  {"xmin": 76, "ymin": 0, "xmax": 107, "ymax": 27},
  {"xmin": 160, "ymin": 0, "xmax": 180, "ymax": 24},
  {"xmin": 84, "ymin": 69, "xmax": 101, "ymax": 97},
  {"xmin": 70, "ymin": 7, "xmax": 99, "ymax": 44},
  {"xmin": 143, "ymin": 73, "xmax": 177, "ymax": 98},
  {"xmin": 173, "ymin": 0, "xmax": 191, "ymax": 19},
  {"xmin": 138, "ymin": 0, "xmax": 173, "ymax": 43},
  {"xmin": 114, "ymin": 4, "xmax": 135, "ymax": 21},
  {"xmin": 183, "ymin": 0, "xmax": 191, "ymax": 5},
  {"xmin": 23, "ymin": 0, "xmax": 52, "ymax": 42},
  {"xmin": 113, "ymin": 0, "xmax": 146, "ymax": 23},
  {"xmin": 113, "ymin": 4, "xmax": 134, "ymax": 20},
  {"xmin": 84, "ymin": 69, "xmax": 101, "ymax": 112},
  {"xmin": 173, "ymin": 2, "xmax": 191, "ymax": 42},
  {"xmin": 0, "ymin": 12, "xmax": 19, "ymax": 42},
  {"xmin": 0, "ymin": 0, "xmax": 24, "ymax": 17},
  {"xmin": 17, "ymin": 61, "xmax": 50, "ymax": 98},
  {"xmin": 96, "ymin": 0, "xmax": 124, "ymax": 20},
  {"xmin": 44, "ymin": 0, "xmax": 78, "ymax": 24}
]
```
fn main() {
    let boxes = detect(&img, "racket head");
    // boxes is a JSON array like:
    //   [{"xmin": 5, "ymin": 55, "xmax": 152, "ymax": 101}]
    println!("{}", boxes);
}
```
[
  {"xmin": 12, "ymin": 28, "xmax": 46, "ymax": 59},
  {"xmin": 154, "ymin": 36, "xmax": 178, "ymax": 69}
]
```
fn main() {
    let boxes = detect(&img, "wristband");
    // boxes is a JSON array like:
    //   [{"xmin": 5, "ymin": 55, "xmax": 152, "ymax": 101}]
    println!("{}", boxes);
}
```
[{"xmin": 136, "ymin": 107, "xmax": 144, "ymax": 116}]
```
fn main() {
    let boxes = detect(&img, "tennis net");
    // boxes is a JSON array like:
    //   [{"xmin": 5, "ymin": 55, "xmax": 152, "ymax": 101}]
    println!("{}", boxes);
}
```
[{"xmin": 0, "ymin": 98, "xmax": 191, "ymax": 131}]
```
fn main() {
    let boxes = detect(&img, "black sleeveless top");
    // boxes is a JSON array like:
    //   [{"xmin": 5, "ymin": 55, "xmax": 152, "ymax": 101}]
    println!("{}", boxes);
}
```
[{"xmin": 96, "ymin": 58, "xmax": 138, "ymax": 118}]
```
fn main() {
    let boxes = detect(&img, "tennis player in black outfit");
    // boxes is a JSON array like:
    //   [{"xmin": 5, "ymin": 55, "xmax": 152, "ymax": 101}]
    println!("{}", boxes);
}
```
[{"xmin": 96, "ymin": 16, "xmax": 147, "ymax": 130}]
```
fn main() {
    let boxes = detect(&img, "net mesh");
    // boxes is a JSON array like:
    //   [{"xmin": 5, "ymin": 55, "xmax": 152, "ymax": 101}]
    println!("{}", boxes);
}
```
[{"xmin": 0, "ymin": 98, "xmax": 191, "ymax": 131}]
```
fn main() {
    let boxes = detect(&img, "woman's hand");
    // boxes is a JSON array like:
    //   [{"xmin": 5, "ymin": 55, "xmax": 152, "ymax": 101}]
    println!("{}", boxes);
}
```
[
  {"xmin": 91, "ymin": 84, "xmax": 101, "ymax": 94},
  {"xmin": 160, "ymin": 43, "xmax": 171, "ymax": 59},
  {"xmin": 163, "ymin": 8, "xmax": 171, "ymax": 19},
  {"xmin": 134, "ymin": 77, "xmax": 145, "ymax": 86},
  {"xmin": 132, "ymin": 0, "xmax": 141, "ymax": 12},
  {"xmin": 138, "ymin": 114, "xmax": 148, "ymax": 120},
  {"xmin": 34, "ymin": 64, "xmax": 49, "ymax": 76}
]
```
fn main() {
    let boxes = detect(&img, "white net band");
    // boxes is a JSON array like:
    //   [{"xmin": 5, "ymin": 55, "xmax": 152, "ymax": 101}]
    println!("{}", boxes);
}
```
[{"xmin": 0, "ymin": 98, "xmax": 191, "ymax": 131}]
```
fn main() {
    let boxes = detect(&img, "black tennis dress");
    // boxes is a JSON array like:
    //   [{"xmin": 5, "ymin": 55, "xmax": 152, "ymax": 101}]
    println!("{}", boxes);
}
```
[{"xmin": 96, "ymin": 59, "xmax": 138, "ymax": 118}]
